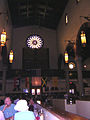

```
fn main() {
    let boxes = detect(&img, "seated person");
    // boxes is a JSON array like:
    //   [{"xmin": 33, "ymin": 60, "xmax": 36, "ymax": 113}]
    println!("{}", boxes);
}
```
[
  {"xmin": 29, "ymin": 98, "xmax": 37, "ymax": 111},
  {"xmin": 0, "ymin": 97, "xmax": 16, "ymax": 120},
  {"xmin": 29, "ymin": 98, "xmax": 34, "ymax": 106},
  {"xmin": 14, "ymin": 99, "xmax": 35, "ymax": 120},
  {"xmin": 29, "ymin": 98, "xmax": 34, "ymax": 112}
]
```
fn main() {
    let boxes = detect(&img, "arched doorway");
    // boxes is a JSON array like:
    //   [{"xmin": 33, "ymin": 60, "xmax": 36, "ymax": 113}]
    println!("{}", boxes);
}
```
[
  {"xmin": 76, "ymin": 22, "xmax": 90, "ymax": 70},
  {"xmin": 76, "ymin": 22, "xmax": 90, "ymax": 96}
]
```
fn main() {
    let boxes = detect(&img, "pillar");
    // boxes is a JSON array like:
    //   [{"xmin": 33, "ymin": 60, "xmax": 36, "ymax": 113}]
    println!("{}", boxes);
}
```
[
  {"xmin": 65, "ymin": 64, "xmax": 69, "ymax": 96},
  {"xmin": 76, "ymin": 56, "xmax": 84, "ymax": 97}
]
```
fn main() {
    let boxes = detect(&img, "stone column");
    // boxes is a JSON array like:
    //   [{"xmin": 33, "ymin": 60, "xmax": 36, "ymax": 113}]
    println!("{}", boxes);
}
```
[
  {"xmin": 76, "ymin": 56, "xmax": 84, "ymax": 97},
  {"xmin": 65, "ymin": 64, "xmax": 69, "ymax": 96}
]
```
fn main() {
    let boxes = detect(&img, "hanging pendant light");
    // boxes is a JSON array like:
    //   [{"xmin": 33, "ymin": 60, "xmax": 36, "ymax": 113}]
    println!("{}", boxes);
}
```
[
  {"xmin": 80, "ymin": 31, "xmax": 86, "ymax": 47},
  {"xmin": 65, "ymin": 51, "xmax": 68, "ymax": 63},
  {"xmin": 0, "ymin": 29, "xmax": 6, "ymax": 47},
  {"xmin": 9, "ymin": 50, "xmax": 13, "ymax": 63}
]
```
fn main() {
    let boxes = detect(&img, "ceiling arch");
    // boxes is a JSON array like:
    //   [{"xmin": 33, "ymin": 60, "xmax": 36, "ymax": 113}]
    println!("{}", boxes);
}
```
[{"xmin": 7, "ymin": 0, "xmax": 69, "ymax": 29}]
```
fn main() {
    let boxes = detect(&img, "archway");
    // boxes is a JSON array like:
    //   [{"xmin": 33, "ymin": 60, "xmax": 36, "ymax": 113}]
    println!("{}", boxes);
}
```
[{"xmin": 76, "ymin": 22, "xmax": 90, "ymax": 70}]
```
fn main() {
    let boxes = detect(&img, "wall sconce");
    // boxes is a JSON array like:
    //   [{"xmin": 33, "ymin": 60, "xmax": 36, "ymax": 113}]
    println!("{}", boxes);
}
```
[
  {"xmin": 64, "ymin": 51, "xmax": 68, "ymax": 63},
  {"xmin": 65, "ymin": 13, "xmax": 69, "ymax": 24},
  {"xmin": 9, "ymin": 50, "xmax": 13, "ymax": 63},
  {"xmin": 80, "ymin": 31, "xmax": 86, "ymax": 47},
  {"xmin": 0, "ymin": 29, "xmax": 6, "ymax": 47}
]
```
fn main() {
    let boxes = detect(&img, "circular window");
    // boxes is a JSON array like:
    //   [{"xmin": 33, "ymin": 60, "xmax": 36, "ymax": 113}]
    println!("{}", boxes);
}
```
[{"xmin": 27, "ymin": 35, "xmax": 43, "ymax": 49}]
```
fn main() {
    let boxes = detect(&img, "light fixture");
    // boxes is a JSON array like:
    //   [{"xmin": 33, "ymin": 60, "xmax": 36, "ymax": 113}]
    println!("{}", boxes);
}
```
[
  {"xmin": 0, "ymin": 11, "xmax": 8, "ymax": 47},
  {"xmin": 0, "ymin": 29, "xmax": 6, "ymax": 47},
  {"xmin": 37, "ymin": 88, "xmax": 41, "ymax": 95},
  {"xmin": 37, "ymin": 100, "xmax": 41, "ymax": 105},
  {"xmin": 69, "ymin": 62, "xmax": 75, "ymax": 69},
  {"xmin": 80, "ymin": 31, "xmax": 86, "ymax": 47},
  {"xmin": 65, "ymin": 13, "xmax": 68, "ymax": 24},
  {"xmin": 23, "ymin": 88, "xmax": 29, "ymax": 93},
  {"xmin": 32, "ymin": 89, "xmax": 35, "ymax": 95},
  {"xmin": 9, "ymin": 50, "xmax": 13, "ymax": 63},
  {"xmin": 83, "ymin": 64, "xmax": 87, "ymax": 68},
  {"xmin": 64, "ymin": 51, "xmax": 68, "ymax": 63}
]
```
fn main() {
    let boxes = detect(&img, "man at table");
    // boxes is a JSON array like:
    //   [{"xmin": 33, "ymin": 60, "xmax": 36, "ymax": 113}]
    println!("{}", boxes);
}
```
[{"xmin": 0, "ymin": 97, "xmax": 16, "ymax": 120}]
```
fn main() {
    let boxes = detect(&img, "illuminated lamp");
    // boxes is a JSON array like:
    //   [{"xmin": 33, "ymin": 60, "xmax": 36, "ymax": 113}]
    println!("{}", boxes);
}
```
[
  {"xmin": 69, "ymin": 89, "xmax": 72, "ymax": 93},
  {"xmin": 23, "ymin": 88, "xmax": 29, "ymax": 93},
  {"xmin": 65, "ymin": 13, "xmax": 68, "ymax": 24},
  {"xmin": 0, "ymin": 29, "xmax": 6, "ymax": 47},
  {"xmin": 69, "ymin": 62, "xmax": 75, "ymax": 69},
  {"xmin": 9, "ymin": 50, "xmax": 13, "ymax": 63},
  {"xmin": 32, "ymin": 89, "xmax": 35, "ymax": 95},
  {"xmin": 37, "ymin": 100, "xmax": 41, "ymax": 105},
  {"xmin": 84, "ymin": 64, "xmax": 86, "ymax": 68},
  {"xmin": 80, "ymin": 31, "xmax": 86, "ymax": 47},
  {"xmin": 37, "ymin": 88, "xmax": 40, "ymax": 95},
  {"xmin": 65, "ymin": 51, "xmax": 68, "ymax": 63}
]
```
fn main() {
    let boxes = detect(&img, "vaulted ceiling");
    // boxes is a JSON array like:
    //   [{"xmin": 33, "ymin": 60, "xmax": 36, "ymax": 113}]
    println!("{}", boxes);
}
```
[{"xmin": 7, "ymin": 0, "xmax": 68, "ymax": 29}]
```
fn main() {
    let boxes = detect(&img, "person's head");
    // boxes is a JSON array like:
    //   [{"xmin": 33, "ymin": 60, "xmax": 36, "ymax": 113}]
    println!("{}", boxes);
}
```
[
  {"xmin": 29, "ymin": 105, "xmax": 34, "ymax": 112},
  {"xmin": 29, "ymin": 98, "xmax": 34, "ymax": 105},
  {"xmin": 14, "ymin": 99, "xmax": 29, "ymax": 112},
  {"xmin": 4, "ymin": 97, "xmax": 12, "ymax": 106}
]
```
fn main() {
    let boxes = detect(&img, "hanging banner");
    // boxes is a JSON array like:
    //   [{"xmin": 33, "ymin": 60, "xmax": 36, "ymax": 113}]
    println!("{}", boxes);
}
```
[
  {"xmin": 32, "ymin": 77, "xmax": 41, "ymax": 86},
  {"xmin": 41, "ymin": 77, "xmax": 47, "ymax": 87}
]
